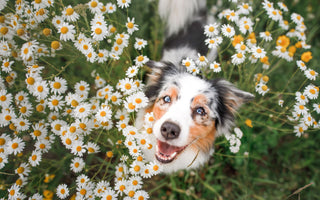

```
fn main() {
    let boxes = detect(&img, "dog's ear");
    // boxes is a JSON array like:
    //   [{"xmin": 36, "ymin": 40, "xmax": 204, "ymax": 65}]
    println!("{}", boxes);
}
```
[
  {"xmin": 144, "ymin": 61, "xmax": 177, "ymax": 102},
  {"xmin": 211, "ymin": 79, "xmax": 254, "ymax": 136}
]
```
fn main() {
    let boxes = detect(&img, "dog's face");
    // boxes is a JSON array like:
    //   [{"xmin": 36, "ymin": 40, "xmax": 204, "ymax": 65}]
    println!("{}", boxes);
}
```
[{"xmin": 144, "ymin": 61, "xmax": 253, "ymax": 172}]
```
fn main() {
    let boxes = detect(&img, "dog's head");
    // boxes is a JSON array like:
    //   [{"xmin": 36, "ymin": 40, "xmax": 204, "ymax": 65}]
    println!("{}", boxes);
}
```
[{"xmin": 144, "ymin": 61, "xmax": 254, "ymax": 172}]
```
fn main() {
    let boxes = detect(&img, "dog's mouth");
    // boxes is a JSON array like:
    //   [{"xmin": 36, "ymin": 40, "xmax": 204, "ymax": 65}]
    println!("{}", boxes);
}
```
[{"xmin": 155, "ymin": 140, "xmax": 187, "ymax": 163}]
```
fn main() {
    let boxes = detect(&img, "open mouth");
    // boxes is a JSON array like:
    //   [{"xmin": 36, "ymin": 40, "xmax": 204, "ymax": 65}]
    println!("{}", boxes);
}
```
[{"xmin": 155, "ymin": 140, "xmax": 187, "ymax": 163}]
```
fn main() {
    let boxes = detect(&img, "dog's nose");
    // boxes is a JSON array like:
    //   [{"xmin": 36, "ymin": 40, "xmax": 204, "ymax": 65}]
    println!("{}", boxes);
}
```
[{"xmin": 160, "ymin": 121, "xmax": 180, "ymax": 140}]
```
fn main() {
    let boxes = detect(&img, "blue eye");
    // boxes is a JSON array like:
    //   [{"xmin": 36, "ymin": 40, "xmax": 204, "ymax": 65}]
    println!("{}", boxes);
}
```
[
  {"xmin": 196, "ymin": 107, "xmax": 206, "ymax": 116},
  {"xmin": 163, "ymin": 95, "xmax": 171, "ymax": 103}
]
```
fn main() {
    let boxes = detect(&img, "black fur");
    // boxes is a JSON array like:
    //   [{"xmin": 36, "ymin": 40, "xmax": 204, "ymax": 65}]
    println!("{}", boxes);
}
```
[{"xmin": 162, "ymin": 9, "xmax": 208, "ymax": 56}]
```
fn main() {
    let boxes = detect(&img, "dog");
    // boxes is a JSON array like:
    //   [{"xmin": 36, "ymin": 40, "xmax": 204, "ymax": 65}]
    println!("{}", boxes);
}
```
[{"xmin": 136, "ymin": 0, "xmax": 254, "ymax": 173}]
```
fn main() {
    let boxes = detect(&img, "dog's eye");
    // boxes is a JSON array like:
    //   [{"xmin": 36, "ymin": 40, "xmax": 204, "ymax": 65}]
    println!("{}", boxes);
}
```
[
  {"xmin": 163, "ymin": 95, "xmax": 171, "ymax": 103},
  {"xmin": 196, "ymin": 107, "xmax": 206, "ymax": 116}
]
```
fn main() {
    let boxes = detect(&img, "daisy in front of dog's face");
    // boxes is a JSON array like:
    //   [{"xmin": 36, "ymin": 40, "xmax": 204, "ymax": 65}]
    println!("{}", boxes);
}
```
[{"xmin": 140, "ymin": 61, "xmax": 254, "ymax": 173}]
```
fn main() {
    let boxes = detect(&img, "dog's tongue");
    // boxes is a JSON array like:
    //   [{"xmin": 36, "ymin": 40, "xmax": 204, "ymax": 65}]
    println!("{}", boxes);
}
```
[{"xmin": 157, "ymin": 140, "xmax": 183, "ymax": 156}]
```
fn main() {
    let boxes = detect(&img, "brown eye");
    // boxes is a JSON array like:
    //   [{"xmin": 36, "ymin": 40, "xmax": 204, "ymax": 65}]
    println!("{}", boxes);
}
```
[
  {"xmin": 163, "ymin": 95, "xmax": 171, "ymax": 103},
  {"xmin": 196, "ymin": 107, "xmax": 206, "ymax": 116}
]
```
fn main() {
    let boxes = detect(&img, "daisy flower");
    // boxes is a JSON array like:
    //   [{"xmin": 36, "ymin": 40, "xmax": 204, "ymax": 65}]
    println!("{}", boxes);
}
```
[
  {"xmin": 226, "ymin": 9, "xmax": 239, "ymax": 22},
  {"xmin": 231, "ymin": 52, "xmax": 246, "ymax": 65},
  {"xmin": 134, "ymin": 38, "xmax": 147, "ymax": 50},
  {"xmin": 118, "ymin": 78, "xmax": 137, "ymax": 95},
  {"xmin": 95, "ymin": 106, "xmax": 112, "ymax": 123},
  {"xmin": 235, "ymin": 42, "xmax": 248, "ymax": 54},
  {"xmin": 124, "ymin": 95, "xmax": 138, "ymax": 112},
  {"xmin": 237, "ymin": 3, "xmax": 252, "ymax": 15},
  {"xmin": 262, "ymin": 0, "xmax": 274, "ymax": 12},
  {"xmin": 102, "ymin": 189, "xmax": 118, "ymax": 200},
  {"xmin": 0, "ymin": 89, "xmax": 13, "ymax": 108},
  {"xmin": 116, "ymin": 119, "xmax": 129, "ymax": 131},
  {"xmin": 129, "ymin": 176, "xmax": 143, "ymax": 190},
  {"xmin": 304, "ymin": 84, "xmax": 319, "ymax": 100},
  {"xmin": 278, "ymin": 100, "xmax": 284, "ymax": 107},
  {"xmin": 294, "ymin": 123, "xmax": 308, "ymax": 137},
  {"xmin": 210, "ymin": 61, "xmax": 222, "ymax": 73},
  {"xmin": 0, "ymin": 109, "xmax": 16, "ymax": 127},
  {"xmin": 295, "ymin": 92, "xmax": 309, "ymax": 105},
  {"xmin": 61, "ymin": 132, "xmax": 76, "ymax": 149},
  {"xmin": 117, "ymin": 0, "xmax": 131, "ymax": 9},
  {"xmin": 221, "ymin": 24, "xmax": 235, "ymax": 38},
  {"xmin": 15, "ymin": 91, "xmax": 29, "ymax": 104},
  {"xmin": 303, "ymin": 113, "xmax": 314, "ymax": 127},
  {"xmin": 205, "ymin": 36, "xmax": 222, "ymax": 49},
  {"xmin": 251, "ymin": 46, "xmax": 266, "ymax": 58},
  {"xmin": 0, "ymin": 153, "xmax": 8, "ymax": 169},
  {"xmin": 135, "ymin": 55, "xmax": 149, "ymax": 67},
  {"xmin": 277, "ymin": 2, "xmax": 288, "ymax": 12},
  {"xmin": 106, "ymin": 3, "xmax": 117, "ymax": 13},
  {"xmin": 313, "ymin": 104, "xmax": 320, "ymax": 114},
  {"xmin": 7, "ymin": 137, "xmax": 25, "ymax": 155},
  {"xmin": 126, "ymin": 17, "xmax": 139, "ymax": 34},
  {"xmin": 62, "ymin": 5, "xmax": 79, "ymax": 22},
  {"xmin": 15, "ymin": 162, "xmax": 30, "ymax": 178},
  {"xmin": 73, "ymin": 103, "xmax": 92, "ymax": 119},
  {"xmin": 71, "ymin": 140, "xmax": 86, "ymax": 157},
  {"xmin": 259, "ymin": 31, "xmax": 272, "ymax": 42},
  {"xmin": 196, "ymin": 54, "xmax": 209, "ymax": 67},
  {"xmin": 293, "ymin": 103, "xmax": 309, "ymax": 115},
  {"xmin": 130, "ymin": 160, "xmax": 144, "ymax": 175},
  {"xmin": 75, "ymin": 80, "xmax": 90, "ymax": 97},
  {"xmin": 1, "ymin": 58, "xmax": 14, "ymax": 73},
  {"xmin": 91, "ymin": 23, "xmax": 108, "ymax": 41},
  {"xmin": 238, "ymin": 17, "xmax": 253, "ymax": 35},
  {"xmin": 86, "ymin": 142, "xmax": 100, "ymax": 154},
  {"xmin": 88, "ymin": 0, "xmax": 103, "ymax": 14},
  {"xmin": 126, "ymin": 65, "xmax": 139, "ymax": 78},
  {"xmin": 291, "ymin": 13, "xmax": 304, "ymax": 25},
  {"xmin": 128, "ymin": 144, "xmax": 142, "ymax": 158},
  {"xmin": 32, "ymin": 80, "xmax": 49, "ymax": 100},
  {"xmin": 279, "ymin": 20, "xmax": 289, "ymax": 30},
  {"xmin": 28, "ymin": 150, "xmax": 42, "ymax": 167},
  {"xmin": 182, "ymin": 57, "xmax": 196, "ymax": 69},
  {"xmin": 97, "ymin": 49, "xmax": 109, "ymax": 63},
  {"xmin": 296, "ymin": 60, "xmax": 307, "ymax": 71},
  {"xmin": 50, "ymin": 77, "xmax": 68, "ymax": 95},
  {"xmin": 48, "ymin": 95, "xmax": 65, "ymax": 111},
  {"xmin": 255, "ymin": 83, "xmax": 269, "ymax": 96},
  {"xmin": 51, "ymin": 15, "xmax": 64, "ymax": 28},
  {"xmin": 85, "ymin": 49, "xmax": 97, "ymax": 63},
  {"xmin": 70, "ymin": 157, "xmax": 85, "ymax": 173},
  {"xmin": 304, "ymin": 69, "xmax": 318, "ymax": 80},
  {"xmin": 18, "ymin": 101, "xmax": 33, "ymax": 117},
  {"xmin": 58, "ymin": 22, "xmax": 75, "ymax": 41},
  {"xmin": 13, "ymin": 117, "xmax": 31, "ymax": 132},
  {"xmin": 35, "ymin": 138, "xmax": 51, "ymax": 153},
  {"xmin": 134, "ymin": 190, "xmax": 149, "ymax": 200},
  {"xmin": 7, "ymin": 184, "xmax": 21, "ymax": 200},
  {"xmin": 110, "ymin": 91, "xmax": 122, "ymax": 105},
  {"xmin": 267, "ymin": 8, "xmax": 283, "ymax": 22},
  {"xmin": 204, "ymin": 23, "xmax": 219, "ymax": 37},
  {"xmin": 56, "ymin": 184, "xmax": 69, "ymax": 199}
]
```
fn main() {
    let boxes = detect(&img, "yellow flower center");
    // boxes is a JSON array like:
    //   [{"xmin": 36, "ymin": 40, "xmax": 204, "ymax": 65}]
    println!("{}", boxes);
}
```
[
  {"xmin": 91, "ymin": 1, "xmax": 97, "ymax": 8},
  {"xmin": 60, "ymin": 26, "xmax": 68, "ymax": 34},
  {"xmin": 66, "ymin": 7, "xmax": 74, "ymax": 15},
  {"xmin": 53, "ymin": 82, "xmax": 61, "ymax": 89},
  {"xmin": 51, "ymin": 41, "xmax": 60, "ymax": 50},
  {"xmin": 127, "ymin": 22, "xmax": 134, "ymax": 29},
  {"xmin": 95, "ymin": 27, "xmax": 102, "ymax": 35}
]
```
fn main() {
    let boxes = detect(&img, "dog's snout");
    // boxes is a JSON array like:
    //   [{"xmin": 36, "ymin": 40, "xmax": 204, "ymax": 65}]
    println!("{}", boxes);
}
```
[{"xmin": 160, "ymin": 121, "xmax": 180, "ymax": 140}]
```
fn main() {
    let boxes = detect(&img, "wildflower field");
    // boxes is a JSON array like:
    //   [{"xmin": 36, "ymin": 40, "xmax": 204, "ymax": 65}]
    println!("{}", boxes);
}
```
[{"xmin": 0, "ymin": 0, "xmax": 319, "ymax": 199}]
